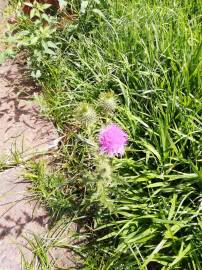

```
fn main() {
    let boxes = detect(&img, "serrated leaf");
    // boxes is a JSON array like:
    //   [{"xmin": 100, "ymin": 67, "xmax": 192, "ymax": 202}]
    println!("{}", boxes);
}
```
[
  {"xmin": 42, "ymin": 4, "xmax": 52, "ymax": 10},
  {"xmin": 41, "ymin": 13, "xmax": 50, "ymax": 22},
  {"xmin": 30, "ymin": 8, "xmax": 36, "ymax": 19},
  {"xmin": 24, "ymin": 2, "xmax": 33, "ymax": 7}
]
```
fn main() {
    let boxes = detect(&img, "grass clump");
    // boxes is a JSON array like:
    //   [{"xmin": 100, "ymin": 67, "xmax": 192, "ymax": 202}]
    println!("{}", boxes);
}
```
[{"xmin": 7, "ymin": 0, "xmax": 202, "ymax": 269}]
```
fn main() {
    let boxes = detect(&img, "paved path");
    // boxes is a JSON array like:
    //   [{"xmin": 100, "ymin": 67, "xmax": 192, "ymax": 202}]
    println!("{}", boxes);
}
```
[
  {"xmin": 0, "ymin": 2, "xmax": 66, "ymax": 269},
  {"xmin": 0, "ymin": 167, "xmax": 49, "ymax": 269},
  {"xmin": 0, "ymin": 0, "xmax": 6, "ymax": 20},
  {"xmin": 0, "ymin": 58, "xmax": 59, "ymax": 163},
  {"xmin": 0, "ymin": 0, "xmax": 7, "ymax": 52}
]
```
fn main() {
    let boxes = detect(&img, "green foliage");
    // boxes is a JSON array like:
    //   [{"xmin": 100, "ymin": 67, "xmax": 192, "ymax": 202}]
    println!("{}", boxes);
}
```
[
  {"xmin": 9, "ymin": 0, "xmax": 202, "ymax": 269},
  {"xmin": 9, "ymin": 1, "xmax": 58, "ymax": 78},
  {"xmin": 22, "ymin": 234, "xmax": 53, "ymax": 270},
  {"xmin": 0, "ymin": 48, "xmax": 15, "ymax": 64}
]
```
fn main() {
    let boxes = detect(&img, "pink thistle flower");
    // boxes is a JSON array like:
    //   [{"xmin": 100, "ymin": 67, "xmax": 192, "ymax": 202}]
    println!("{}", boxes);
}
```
[{"xmin": 99, "ymin": 123, "xmax": 128, "ymax": 157}]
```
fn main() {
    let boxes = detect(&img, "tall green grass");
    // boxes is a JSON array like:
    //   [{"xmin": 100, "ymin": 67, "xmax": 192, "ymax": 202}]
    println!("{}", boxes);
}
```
[{"xmin": 10, "ymin": 0, "xmax": 202, "ymax": 269}]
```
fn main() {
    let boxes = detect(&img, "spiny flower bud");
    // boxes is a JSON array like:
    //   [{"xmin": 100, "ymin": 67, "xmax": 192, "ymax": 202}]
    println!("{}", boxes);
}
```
[
  {"xmin": 75, "ymin": 102, "xmax": 97, "ymax": 126},
  {"xmin": 98, "ymin": 91, "xmax": 117, "ymax": 114}
]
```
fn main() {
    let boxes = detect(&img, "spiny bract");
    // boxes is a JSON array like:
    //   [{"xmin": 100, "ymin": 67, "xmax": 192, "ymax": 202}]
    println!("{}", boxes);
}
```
[
  {"xmin": 98, "ymin": 91, "xmax": 117, "ymax": 114},
  {"xmin": 75, "ymin": 102, "xmax": 97, "ymax": 126}
]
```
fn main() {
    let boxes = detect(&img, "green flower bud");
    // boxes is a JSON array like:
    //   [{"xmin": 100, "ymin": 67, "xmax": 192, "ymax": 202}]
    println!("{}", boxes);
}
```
[
  {"xmin": 75, "ymin": 102, "xmax": 97, "ymax": 126},
  {"xmin": 98, "ymin": 91, "xmax": 117, "ymax": 114}
]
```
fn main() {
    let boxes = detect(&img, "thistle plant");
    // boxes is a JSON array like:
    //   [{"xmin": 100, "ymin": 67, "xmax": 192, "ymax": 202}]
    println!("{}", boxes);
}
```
[
  {"xmin": 96, "ymin": 158, "xmax": 112, "ymax": 180},
  {"xmin": 75, "ymin": 102, "xmax": 97, "ymax": 127},
  {"xmin": 77, "ymin": 120, "xmax": 128, "ymax": 212},
  {"xmin": 90, "ymin": 123, "xmax": 128, "ymax": 210},
  {"xmin": 99, "ymin": 123, "xmax": 128, "ymax": 157},
  {"xmin": 89, "ymin": 158, "xmax": 114, "ymax": 211},
  {"xmin": 98, "ymin": 91, "xmax": 117, "ymax": 115}
]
